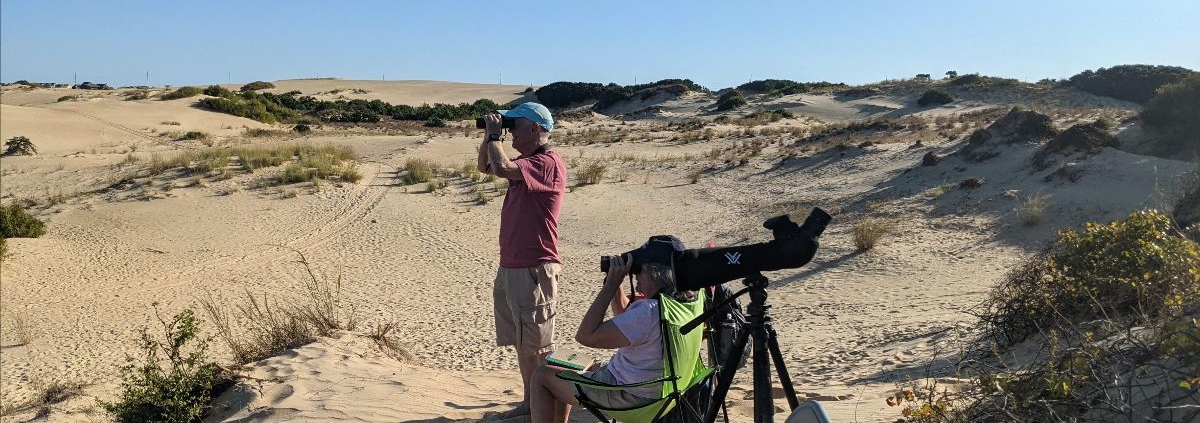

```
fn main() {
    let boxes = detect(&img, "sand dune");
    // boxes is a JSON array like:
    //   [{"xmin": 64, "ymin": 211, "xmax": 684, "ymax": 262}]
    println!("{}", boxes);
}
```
[{"xmin": 0, "ymin": 79, "xmax": 1192, "ymax": 423}]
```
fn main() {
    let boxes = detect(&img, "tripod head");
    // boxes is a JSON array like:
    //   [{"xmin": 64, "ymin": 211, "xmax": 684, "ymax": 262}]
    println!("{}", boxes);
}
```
[{"xmin": 680, "ymin": 272, "xmax": 767, "ymax": 336}]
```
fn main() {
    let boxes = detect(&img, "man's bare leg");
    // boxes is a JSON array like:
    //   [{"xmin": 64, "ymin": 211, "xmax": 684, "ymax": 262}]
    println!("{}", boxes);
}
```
[{"xmin": 494, "ymin": 348, "xmax": 549, "ymax": 419}]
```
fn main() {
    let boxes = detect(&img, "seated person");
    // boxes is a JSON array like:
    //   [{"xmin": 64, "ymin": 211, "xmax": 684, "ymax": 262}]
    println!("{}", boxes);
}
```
[{"xmin": 528, "ymin": 253, "xmax": 698, "ymax": 423}]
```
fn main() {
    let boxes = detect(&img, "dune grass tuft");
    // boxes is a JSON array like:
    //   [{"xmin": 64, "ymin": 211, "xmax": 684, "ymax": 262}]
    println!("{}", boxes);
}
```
[
  {"xmin": 853, "ymin": 217, "xmax": 896, "ymax": 251},
  {"xmin": 401, "ymin": 159, "xmax": 437, "ymax": 184},
  {"xmin": 1016, "ymin": 191, "xmax": 1052, "ymax": 226},
  {"xmin": 367, "ymin": 322, "xmax": 415, "ymax": 363},
  {"xmin": 199, "ymin": 250, "xmax": 357, "ymax": 365},
  {"xmin": 576, "ymin": 162, "xmax": 607, "ymax": 185}
]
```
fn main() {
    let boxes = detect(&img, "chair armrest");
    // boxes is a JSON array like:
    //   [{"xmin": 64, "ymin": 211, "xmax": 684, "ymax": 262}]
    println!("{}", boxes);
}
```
[{"xmin": 556, "ymin": 370, "xmax": 677, "ymax": 390}]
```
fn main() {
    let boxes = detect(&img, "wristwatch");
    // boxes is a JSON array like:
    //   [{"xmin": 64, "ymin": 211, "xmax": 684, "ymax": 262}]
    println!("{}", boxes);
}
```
[{"xmin": 487, "ymin": 133, "xmax": 502, "ymax": 142}]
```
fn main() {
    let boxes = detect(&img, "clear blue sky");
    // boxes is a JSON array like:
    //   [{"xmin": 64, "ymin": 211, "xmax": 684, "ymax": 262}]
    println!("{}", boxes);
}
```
[{"xmin": 2, "ymin": 0, "xmax": 1197, "ymax": 91}]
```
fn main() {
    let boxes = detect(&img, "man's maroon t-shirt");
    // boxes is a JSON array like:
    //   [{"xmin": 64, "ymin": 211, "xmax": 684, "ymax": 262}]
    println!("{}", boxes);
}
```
[{"xmin": 499, "ymin": 149, "xmax": 567, "ymax": 268}]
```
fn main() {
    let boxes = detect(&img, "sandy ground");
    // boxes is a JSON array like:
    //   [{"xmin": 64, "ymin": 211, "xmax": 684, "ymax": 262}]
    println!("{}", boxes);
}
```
[{"xmin": 0, "ymin": 80, "xmax": 1192, "ymax": 423}]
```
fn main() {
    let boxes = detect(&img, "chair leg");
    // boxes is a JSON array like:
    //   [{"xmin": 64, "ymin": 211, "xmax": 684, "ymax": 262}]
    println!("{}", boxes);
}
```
[
  {"xmin": 679, "ymin": 396, "xmax": 704, "ymax": 422},
  {"xmin": 575, "ymin": 394, "xmax": 613, "ymax": 423}
]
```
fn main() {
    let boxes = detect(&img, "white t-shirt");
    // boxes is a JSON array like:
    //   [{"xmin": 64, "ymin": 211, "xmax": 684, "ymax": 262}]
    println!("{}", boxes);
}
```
[{"xmin": 608, "ymin": 298, "xmax": 662, "ymax": 398}]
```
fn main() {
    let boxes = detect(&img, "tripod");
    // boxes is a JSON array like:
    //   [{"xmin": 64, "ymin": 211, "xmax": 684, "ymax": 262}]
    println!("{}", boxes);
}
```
[{"xmin": 681, "ymin": 272, "xmax": 800, "ymax": 423}]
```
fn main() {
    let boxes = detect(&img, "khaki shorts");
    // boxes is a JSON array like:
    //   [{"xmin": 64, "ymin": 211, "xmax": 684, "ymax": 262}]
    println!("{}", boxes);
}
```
[
  {"xmin": 575, "ymin": 364, "xmax": 659, "ymax": 408},
  {"xmin": 493, "ymin": 262, "xmax": 559, "ymax": 355}
]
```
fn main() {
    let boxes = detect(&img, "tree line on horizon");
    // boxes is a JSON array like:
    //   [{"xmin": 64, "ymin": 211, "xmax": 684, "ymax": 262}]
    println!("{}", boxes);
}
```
[{"xmin": 148, "ymin": 64, "xmax": 1197, "ymax": 124}]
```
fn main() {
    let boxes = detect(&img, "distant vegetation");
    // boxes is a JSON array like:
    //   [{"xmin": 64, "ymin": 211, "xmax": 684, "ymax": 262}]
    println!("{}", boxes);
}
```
[
  {"xmin": 1040, "ymin": 118, "xmax": 1117, "ymax": 156},
  {"xmin": 2, "ymin": 136, "xmax": 37, "ymax": 156},
  {"xmin": 731, "ymin": 109, "xmax": 794, "ymax": 125},
  {"xmin": 239, "ymin": 81, "xmax": 276, "ymax": 92},
  {"xmin": 1067, "ymin": 64, "xmax": 1196, "ymax": 104},
  {"xmin": 948, "ymin": 73, "xmax": 1019, "ymax": 88},
  {"xmin": 194, "ymin": 89, "xmax": 504, "ymax": 125},
  {"xmin": 160, "ymin": 86, "xmax": 204, "ymax": 100},
  {"xmin": 916, "ymin": 89, "xmax": 953, "ymax": 106},
  {"xmin": 202, "ymin": 85, "xmax": 233, "ymax": 98},
  {"xmin": 1139, "ymin": 74, "xmax": 1200, "ymax": 159},
  {"xmin": 735, "ymin": 79, "xmax": 846, "ymax": 97},
  {"xmin": 715, "ymin": 90, "xmax": 747, "ymax": 112},
  {"xmin": 534, "ymin": 79, "xmax": 707, "ymax": 110}
]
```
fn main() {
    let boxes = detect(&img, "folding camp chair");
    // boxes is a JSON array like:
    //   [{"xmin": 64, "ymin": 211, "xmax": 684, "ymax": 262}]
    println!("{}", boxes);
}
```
[{"xmin": 557, "ymin": 290, "xmax": 714, "ymax": 423}]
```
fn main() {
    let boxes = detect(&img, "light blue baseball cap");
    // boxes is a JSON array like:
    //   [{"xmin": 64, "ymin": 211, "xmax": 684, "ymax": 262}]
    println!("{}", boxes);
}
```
[{"xmin": 498, "ymin": 102, "xmax": 554, "ymax": 132}]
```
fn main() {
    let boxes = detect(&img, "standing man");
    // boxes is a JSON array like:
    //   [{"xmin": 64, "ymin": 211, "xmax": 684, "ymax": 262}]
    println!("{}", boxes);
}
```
[{"xmin": 477, "ymin": 102, "xmax": 567, "ymax": 420}]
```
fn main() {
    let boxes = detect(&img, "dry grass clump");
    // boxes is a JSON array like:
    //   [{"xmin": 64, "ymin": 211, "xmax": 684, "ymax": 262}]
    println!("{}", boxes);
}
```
[
  {"xmin": 140, "ymin": 144, "xmax": 360, "ymax": 186},
  {"xmin": 243, "ymin": 127, "xmax": 288, "ymax": 138},
  {"xmin": 457, "ymin": 162, "xmax": 482, "ymax": 182},
  {"xmin": 4, "ymin": 309, "xmax": 34, "ymax": 346},
  {"xmin": 401, "ymin": 159, "xmax": 437, "ymax": 184},
  {"xmin": 367, "ymin": 322, "xmax": 415, "ymax": 363},
  {"xmin": 576, "ymin": 161, "xmax": 607, "ymax": 185},
  {"xmin": 891, "ymin": 210, "xmax": 1200, "ymax": 422},
  {"xmin": 1, "ymin": 377, "xmax": 88, "ymax": 418},
  {"xmin": 199, "ymin": 250, "xmax": 357, "ymax": 364},
  {"xmin": 472, "ymin": 186, "xmax": 490, "ymax": 205},
  {"xmin": 1015, "ymin": 191, "xmax": 1051, "ymax": 226},
  {"xmin": 426, "ymin": 178, "xmax": 448, "ymax": 192},
  {"xmin": 853, "ymin": 217, "xmax": 896, "ymax": 251}
]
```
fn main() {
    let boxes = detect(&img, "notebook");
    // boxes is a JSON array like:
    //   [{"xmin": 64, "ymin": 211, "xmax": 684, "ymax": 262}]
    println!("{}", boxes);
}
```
[{"xmin": 546, "ymin": 347, "xmax": 596, "ymax": 371}]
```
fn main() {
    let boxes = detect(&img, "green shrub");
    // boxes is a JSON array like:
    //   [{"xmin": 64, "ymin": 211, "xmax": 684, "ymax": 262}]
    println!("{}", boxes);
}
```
[
  {"xmin": 101, "ymin": 308, "xmax": 228, "ymax": 423},
  {"xmin": 1139, "ymin": 74, "xmax": 1200, "ymax": 158},
  {"xmin": 2, "ymin": 136, "xmax": 37, "ymax": 156},
  {"xmin": 239, "ymin": 81, "xmax": 276, "ymax": 92},
  {"xmin": 202, "ymin": 85, "xmax": 234, "ymax": 98},
  {"xmin": 424, "ymin": 117, "xmax": 446, "ymax": 127},
  {"xmin": 1068, "ymin": 64, "xmax": 1196, "ymax": 104},
  {"xmin": 984, "ymin": 210, "xmax": 1200, "ymax": 346},
  {"xmin": 715, "ymin": 91, "xmax": 747, "ymax": 112},
  {"xmin": 293, "ymin": 123, "xmax": 311, "ymax": 133},
  {"xmin": 124, "ymin": 90, "xmax": 150, "ymax": 101},
  {"xmin": 949, "ymin": 73, "xmax": 1019, "ymax": 87},
  {"xmin": 1, "ymin": 204, "xmax": 46, "ymax": 238},
  {"xmin": 534, "ymin": 79, "xmax": 708, "ymax": 109},
  {"xmin": 1034, "ymin": 119, "xmax": 1117, "ymax": 167},
  {"xmin": 735, "ymin": 79, "xmax": 845, "ymax": 97},
  {"xmin": 737, "ymin": 109, "xmax": 794, "ymax": 125},
  {"xmin": 907, "ymin": 210, "xmax": 1200, "ymax": 422},
  {"xmin": 916, "ymin": 89, "xmax": 953, "ymax": 106},
  {"xmin": 56, "ymin": 95, "xmax": 74, "ymax": 102},
  {"xmin": 1176, "ymin": 169, "xmax": 1200, "ymax": 232},
  {"xmin": 160, "ymin": 86, "xmax": 203, "ymax": 100}
]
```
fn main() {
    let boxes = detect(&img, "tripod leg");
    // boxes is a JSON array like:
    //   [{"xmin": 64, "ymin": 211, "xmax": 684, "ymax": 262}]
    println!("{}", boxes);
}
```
[
  {"xmin": 766, "ymin": 328, "xmax": 800, "ymax": 410},
  {"xmin": 753, "ymin": 325, "xmax": 772, "ymax": 423},
  {"xmin": 705, "ymin": 325, "xmax": 751, "ymax": 423}
]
